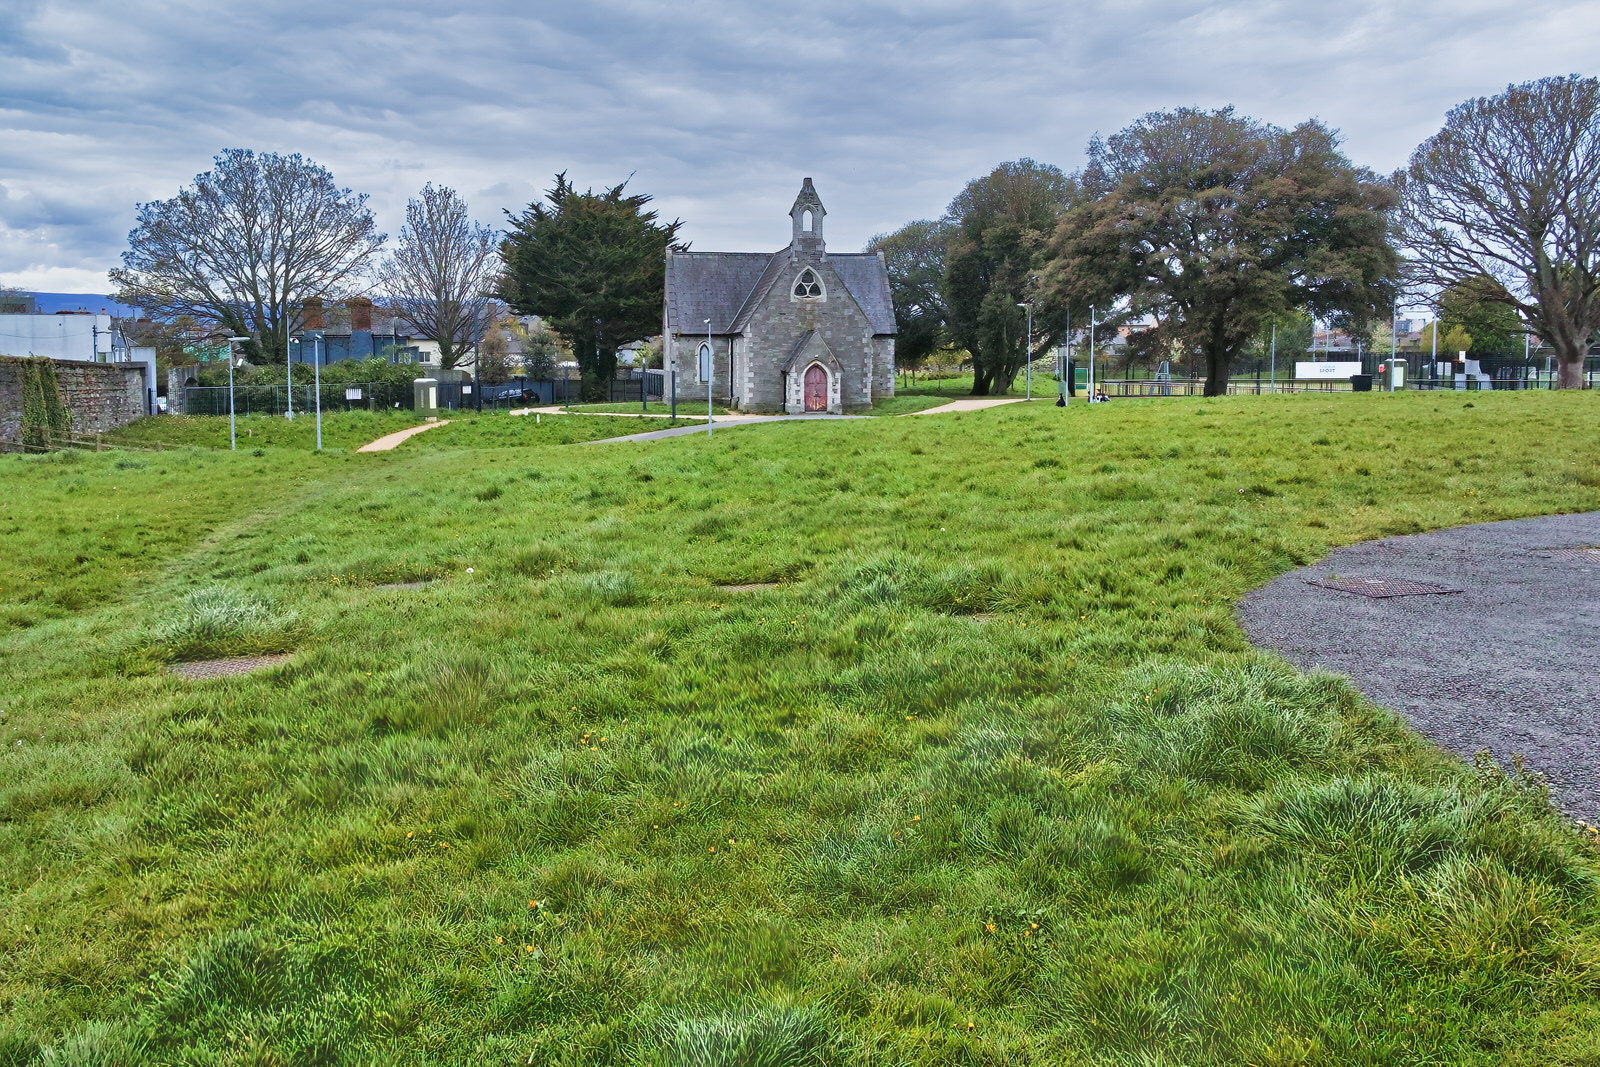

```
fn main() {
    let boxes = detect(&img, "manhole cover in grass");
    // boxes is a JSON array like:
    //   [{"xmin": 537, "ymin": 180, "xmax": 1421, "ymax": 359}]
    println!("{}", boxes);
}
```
[
  {"xmin": 377, "ymin": 581, "xmax": 431, "ymax": 591},
  {"xmin": 1306, "ymin": 576, "xmax": 1463, "ymax": 598},
  {"xmin": 716, "ymin": 583, "xmax": 781, "ymax": 593},
  {"xmin": 169, "ymin": 654, "xmax": 292, "ymax": 680}
]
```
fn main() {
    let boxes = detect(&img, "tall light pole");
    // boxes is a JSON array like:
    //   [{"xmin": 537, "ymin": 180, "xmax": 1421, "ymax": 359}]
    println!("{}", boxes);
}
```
[
  {"xmin": 1269, "ymin": 322, "xmax": 1276, "ymax": 394},
  {"xmin": 287, "ymin": 337, "xmax": 300, "ymax": 418},
  {"xmin": 312, "ymin": 334, "xmax": 323, "ymax": 451},
  {"xmin": 1088, "ymin": 305, "xmax": 1097, "ymax": 400},
  {"xmin": 704, "ymin": 319, "xmax": 713, "ymax": 437},
  {"xmin": 1017, "ymin": 302, "xmax": 1033, "ymax": 400},
  {"xmin": 1391, "ymin": 300, "xmax": 1399, "ymax": 391},
  {"xmin": 1430, "ymin": 305, "xmax": 1438, "ymax": 386},
  {"xmin": 285, "ymin": 328, "xmax": 295, "ymax": 420},
  {"xmin": 1058, "ymin": 309, "xmax": 1071, "ymax": 406},
  {"xmin": 226, "ymin": 336, "xmax": 249, "ymax": 450}
]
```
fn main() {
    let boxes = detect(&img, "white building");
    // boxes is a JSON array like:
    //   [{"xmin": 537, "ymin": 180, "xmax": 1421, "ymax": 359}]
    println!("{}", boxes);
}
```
[
  {"xmin": 0, "ymin": 311, "xmax": 116, "ymax": 361},
  {"xmin": 0, "ymin": 310, "xmax": 156, "ymax": 416}
]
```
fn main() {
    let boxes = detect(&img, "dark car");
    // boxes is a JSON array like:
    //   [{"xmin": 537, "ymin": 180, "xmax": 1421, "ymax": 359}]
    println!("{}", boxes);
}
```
[{"xmin": 488, "ymin": 382, "xmax": 535, "ymax": 402}]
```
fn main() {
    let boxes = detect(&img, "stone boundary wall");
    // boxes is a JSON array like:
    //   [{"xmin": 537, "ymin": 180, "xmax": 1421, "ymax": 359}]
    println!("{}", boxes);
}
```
[{"xmin": 0, "ymin": 358, "xmax": 149, "ymax": 440}]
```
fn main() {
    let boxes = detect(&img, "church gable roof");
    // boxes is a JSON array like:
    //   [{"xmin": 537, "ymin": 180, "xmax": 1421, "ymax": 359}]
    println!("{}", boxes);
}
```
[
  {"xmin": 664, "ymin": 252, "xmax": 772, "ymax": 334},
  {"xmin": 828, "ymin": 254, "xmax": 895, "ymax": 336},
  {"xmin": 666, "ymin": 249, "xmax": 896, "ymax": 336},
  {"xmin": 780, "ymin": 329, "xmax": 842, "ymax": 375}
]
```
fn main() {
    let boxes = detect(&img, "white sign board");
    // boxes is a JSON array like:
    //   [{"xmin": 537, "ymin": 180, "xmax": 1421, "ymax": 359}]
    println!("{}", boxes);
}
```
[
  {"xmin": 1295, "ymin": 361, "xmax": 1363, "ymax": 380},
  {"xmin": 697, "ymin": 342, "xmax": 712, "ymax": 383},
  {"xmin": 344, "ymin": 387, "xmax": 363, "ymax": 400}
]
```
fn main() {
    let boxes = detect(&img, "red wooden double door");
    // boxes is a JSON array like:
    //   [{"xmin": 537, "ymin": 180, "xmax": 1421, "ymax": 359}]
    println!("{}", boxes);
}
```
[{"xmin": 803, "ymin": 365, "xmax": 828, "ymax": 412}]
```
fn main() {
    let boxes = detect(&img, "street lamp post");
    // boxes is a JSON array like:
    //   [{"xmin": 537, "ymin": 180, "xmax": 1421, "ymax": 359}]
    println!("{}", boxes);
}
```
[
  {"xmin": 1017, "ymin": 302, "xmax": 1033, "ymax": 400},
  {"xmin": 285, "ymin": 329, "xmax": 295, "ymax": 419},
  {"xmin": 704, "ymin": 319, "xmax": 713, "ymax": 437},
  {"xmin": 287, "ymin": 337, "xmax": 300, "ymax": 417},
  {"xmin": 1088, "ymin": 305, "xmax": 1097, "ymax": 401},
  {"xmin": 1391, "ymin": 300, "xmax": 1399, "ymax": 392},
  {"xmin": 1269, "ymin": 322, "xmax": 1277, "ymax": 394},
  {"xmin": 1058, "ymin": 309, "xmax": 1071, "ymax": 406},
  {"xmin": 1430, "ymin": 306, "xmax": 1438, "ymax": 387},
  {"xmin": 226, "ymin": 336, "xmax": 249, "ymax": 450},
  {"xmin": 313, "ymin": 334, "xmax": 323, "ymax": 451}
]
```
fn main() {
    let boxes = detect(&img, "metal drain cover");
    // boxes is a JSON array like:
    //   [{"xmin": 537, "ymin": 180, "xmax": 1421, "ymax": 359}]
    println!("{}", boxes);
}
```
[
  {"xmin": 1306, "ymin": 576, "xmax": 1464, "ymax": 598},
  {"xmin": 169, "ymin": 654, "xmax": 293, "ymax": 680},
  {"xmin": 1543, "ymin": 547, "xmax": 1600, "ymax": 564}
]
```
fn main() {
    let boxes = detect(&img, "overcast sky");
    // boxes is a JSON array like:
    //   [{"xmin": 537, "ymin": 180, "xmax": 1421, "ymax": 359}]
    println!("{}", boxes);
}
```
[{"xmin": 3, "ymin": 0, "xmax": 1598, "ymax": 293}]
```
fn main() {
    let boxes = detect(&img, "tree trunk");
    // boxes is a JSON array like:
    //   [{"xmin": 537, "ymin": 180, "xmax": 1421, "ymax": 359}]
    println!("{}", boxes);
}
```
[
  {"xmin": 1554, "ymin": 340, "xmax": 1587, "ymax": 389},
  {"xmin": 1202, "ymin": 345, "xmax": 1230, "ymax": 397},
  {"xmin": 971, "ymin": 365, "xmax": 992, "ymax": 395}
]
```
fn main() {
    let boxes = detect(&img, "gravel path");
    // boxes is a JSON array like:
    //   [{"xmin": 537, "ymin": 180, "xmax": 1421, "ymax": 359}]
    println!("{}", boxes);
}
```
[{"xmin": 1238, "ymin": 511, "xmax": 1600, "ymax": 819}]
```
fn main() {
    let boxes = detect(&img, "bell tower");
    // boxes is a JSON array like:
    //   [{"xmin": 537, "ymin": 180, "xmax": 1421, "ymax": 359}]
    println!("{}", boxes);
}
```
[{"xmin": 790, "ymin": 177, "xmax": 826, "ymax": 254}]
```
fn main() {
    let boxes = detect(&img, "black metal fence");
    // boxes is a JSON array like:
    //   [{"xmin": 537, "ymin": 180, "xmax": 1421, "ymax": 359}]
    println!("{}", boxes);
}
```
[
  {"xmin": 181, "ymin": 382, "xmax": 412, "ymax": 416},
  {"xmin": 180, "ymin": 370, "xmax": 668, "ymax": 417}
]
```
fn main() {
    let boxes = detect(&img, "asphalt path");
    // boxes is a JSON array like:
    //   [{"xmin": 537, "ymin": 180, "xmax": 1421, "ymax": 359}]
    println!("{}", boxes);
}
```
[{"xmin": 1237, "ymin": 511, "xmax": 1600, "ymax": 819}]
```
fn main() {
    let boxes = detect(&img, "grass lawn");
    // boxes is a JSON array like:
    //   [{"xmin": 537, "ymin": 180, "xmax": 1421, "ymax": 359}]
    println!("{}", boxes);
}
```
[{"xmin": 3, "ymin": 392, "xmax": 1600, "ymax": 1064}]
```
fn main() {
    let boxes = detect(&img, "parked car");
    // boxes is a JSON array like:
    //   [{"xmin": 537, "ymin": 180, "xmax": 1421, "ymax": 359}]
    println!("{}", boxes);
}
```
[{"xmin": 488, "ymin": 382, "xmax": 535, "ymax": 402}]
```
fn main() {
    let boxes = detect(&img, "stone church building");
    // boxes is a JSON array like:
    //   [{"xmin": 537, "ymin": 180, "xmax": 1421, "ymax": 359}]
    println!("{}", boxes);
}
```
[{"xmin": 663, "ymin": 179, "xmax": 896, "ymax": 413}]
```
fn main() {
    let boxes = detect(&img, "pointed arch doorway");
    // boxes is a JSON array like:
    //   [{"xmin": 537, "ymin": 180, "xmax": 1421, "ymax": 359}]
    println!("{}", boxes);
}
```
[{"xmin": 803, "ymin": 364, "xmax": 828, "ymax": 412}]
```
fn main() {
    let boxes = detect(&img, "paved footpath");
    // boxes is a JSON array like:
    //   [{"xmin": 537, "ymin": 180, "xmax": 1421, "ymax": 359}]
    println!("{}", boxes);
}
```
[
  {"xmin": 906, "ymin": 397, "xmax": 1033, "ymax": 416},
  {"xmin": 356, "ymin": 420, "xmax": 450, "ymax": 452},
  {"xmin": 1238, "ymin": 511, "xmax": 1600, "ymax": 819},
  {"xmin": 585, "ymin": 413, "xmax": 864, "ymax": 444}
]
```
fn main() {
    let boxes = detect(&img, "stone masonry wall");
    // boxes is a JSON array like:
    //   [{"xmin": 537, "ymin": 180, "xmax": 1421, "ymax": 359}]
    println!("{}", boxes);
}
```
[
  {"xmin": 737, "ymin": 252, "xmax": 877, "ymax": 413},
  {"xmin": 0, "ymin": 358, "xmax": 149, "ymax": 442}
]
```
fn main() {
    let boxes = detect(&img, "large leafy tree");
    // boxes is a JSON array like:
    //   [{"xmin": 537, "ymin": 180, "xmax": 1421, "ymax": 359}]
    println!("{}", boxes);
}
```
[
  {"xmin": 943, "ymin": 160, "xmax": 1076, "ymax": 395},
  {"xmin": 110, "ymin": 149, "xmax": 383, "ymax": 365},
  {"xmin": 1399, "ymin": 75, "xmax": 1600, "ymax": 388},
  {"xmin": 380, "ymin": 184, "xmax": 498, "ymax": 370},
  {"xmin": 866, "ymin": 219, "xmax": 950, "ymax": 373},
  {"xmin": 497, "ymin": 174, "xmax": 682, "ymax": 401},
  {"xmin": 1042, "ymin": 108, "xmax": 1397, "ymax": 396},
  {"xmin": 1437, "ymin": 276, "xmax": 1524, "ymax": 358}
]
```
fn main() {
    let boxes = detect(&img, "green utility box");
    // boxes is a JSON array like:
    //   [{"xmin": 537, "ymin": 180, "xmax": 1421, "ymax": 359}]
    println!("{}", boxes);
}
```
[{"xmin": 413, "ymin": 378, "xmax": 439, "ymax": 420}]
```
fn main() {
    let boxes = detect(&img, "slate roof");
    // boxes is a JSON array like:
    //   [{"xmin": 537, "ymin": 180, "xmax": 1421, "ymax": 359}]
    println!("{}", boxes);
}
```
[{"xmin": 665, "ymin": 249, "xmax": 895, "ymax": 336}]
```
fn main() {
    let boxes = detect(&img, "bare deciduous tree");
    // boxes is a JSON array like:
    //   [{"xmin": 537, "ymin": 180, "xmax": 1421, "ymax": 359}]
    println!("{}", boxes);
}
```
[
  {"xmin": 110, "ymin": 149, "xmax": 383, "ymax": 365},
  {"xmin": 1399, "ymin": 75, "xmax": 1600, "ymax": 387},
  {"xmin": 380, "ymin": 184, "xmax": 498, "ymax": 370}
]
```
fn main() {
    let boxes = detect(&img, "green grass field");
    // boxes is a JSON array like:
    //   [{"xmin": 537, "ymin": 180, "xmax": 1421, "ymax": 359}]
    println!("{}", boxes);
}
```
[{"xmin": 3, "ymin": 392, "xmax": 1599, "ymax": 1065}]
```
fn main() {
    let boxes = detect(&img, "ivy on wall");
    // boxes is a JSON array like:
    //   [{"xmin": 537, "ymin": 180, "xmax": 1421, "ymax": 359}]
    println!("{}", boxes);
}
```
[{"xmin": 6, "ymin": 356, "xmax": 73, "ymax": 449}]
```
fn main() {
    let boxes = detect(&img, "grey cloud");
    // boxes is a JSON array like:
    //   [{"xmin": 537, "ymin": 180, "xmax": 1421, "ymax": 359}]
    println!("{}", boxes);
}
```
[{"xmin": 1, "ymin": 0, "xmax": 1598, "ymax": 289}]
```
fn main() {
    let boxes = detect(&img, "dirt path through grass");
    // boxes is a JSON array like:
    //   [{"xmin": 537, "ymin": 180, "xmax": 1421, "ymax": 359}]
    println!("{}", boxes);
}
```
[{"xmin": 1239, "ymin": 509, "xmax": 1600, "ymax": 819}]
